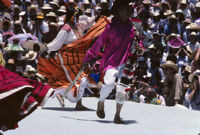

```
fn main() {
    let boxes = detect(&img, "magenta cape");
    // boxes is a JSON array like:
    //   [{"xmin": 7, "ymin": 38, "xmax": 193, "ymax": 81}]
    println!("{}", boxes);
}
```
[{"xmin": 83, "ymin": 18, "xmax": 135, "ymax": 72}]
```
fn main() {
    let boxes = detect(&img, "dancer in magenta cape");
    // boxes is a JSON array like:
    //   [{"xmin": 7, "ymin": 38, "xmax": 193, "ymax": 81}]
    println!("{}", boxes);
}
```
[{"xmin": 83, "ymin": 0, "xmax": 134, "ymax": 124}]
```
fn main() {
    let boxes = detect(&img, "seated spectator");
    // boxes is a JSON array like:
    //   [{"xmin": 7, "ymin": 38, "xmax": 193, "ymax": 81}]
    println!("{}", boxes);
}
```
[{"xmin": 185, "ymin": 70, "xmax": 200, "ymax": 110}]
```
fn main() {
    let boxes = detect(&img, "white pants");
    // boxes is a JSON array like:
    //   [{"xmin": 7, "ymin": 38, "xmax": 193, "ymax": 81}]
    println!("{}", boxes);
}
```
[{"xmin": 99, "ymin": 64, "xmax": 128, "ymax": 104}]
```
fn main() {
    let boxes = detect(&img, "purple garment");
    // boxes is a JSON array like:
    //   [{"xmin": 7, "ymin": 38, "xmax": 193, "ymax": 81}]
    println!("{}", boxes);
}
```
[{"xmin": 83, "ymin": 18, "xmax": 134, "ymax": 72}]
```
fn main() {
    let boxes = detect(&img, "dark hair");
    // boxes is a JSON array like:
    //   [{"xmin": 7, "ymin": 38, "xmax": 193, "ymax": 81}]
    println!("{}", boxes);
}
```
[
  {"xmin": 65, "ymin": 7, "xmax": 75, "ymax": 22},
  {"xmin": 111, "ymin": 0, "xmax": 131, "ymax": 15}
]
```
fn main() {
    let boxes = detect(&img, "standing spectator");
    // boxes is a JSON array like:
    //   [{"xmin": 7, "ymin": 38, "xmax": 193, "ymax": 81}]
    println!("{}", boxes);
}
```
[{"xmin": 161, "ymin": 60, "xmax": 184, "ymax": 106}]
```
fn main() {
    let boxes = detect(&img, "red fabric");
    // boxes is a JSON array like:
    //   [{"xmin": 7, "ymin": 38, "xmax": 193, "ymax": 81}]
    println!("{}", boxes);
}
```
[
  {"xmin": 0, "ymin": 66, "xmax": 53, "ymax": 131},
  {"xmin": 61, "ymin": 24, "xmax": 71, "ymax": 32}
]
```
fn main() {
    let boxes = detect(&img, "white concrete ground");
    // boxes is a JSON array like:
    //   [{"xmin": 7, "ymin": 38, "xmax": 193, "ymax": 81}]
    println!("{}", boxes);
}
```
[{"xmin": 3, "ymin": 97, "xmax": 200, "ymax": 135}]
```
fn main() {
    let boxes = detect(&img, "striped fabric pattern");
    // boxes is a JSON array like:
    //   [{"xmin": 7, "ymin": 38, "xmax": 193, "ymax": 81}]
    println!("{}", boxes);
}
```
[{"xmin": 38, "ymin": 16, "xmax": 110, "ymax": 90}]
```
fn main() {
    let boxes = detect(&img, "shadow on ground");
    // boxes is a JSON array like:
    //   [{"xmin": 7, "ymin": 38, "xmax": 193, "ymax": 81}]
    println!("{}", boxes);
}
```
[
  {"xmin": 62, "ymin": 116, "xmax": 138, "ymax": 125},
  {"xmin": 42, "ymin": 107, "xmax": 95, "ymax": 112}
]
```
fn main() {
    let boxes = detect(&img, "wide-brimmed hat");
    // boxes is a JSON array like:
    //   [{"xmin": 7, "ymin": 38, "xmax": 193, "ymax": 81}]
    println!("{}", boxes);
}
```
[
  {"xmin": 168, "ymin": 37, "xmax": 185, "ymax": 48},
  {"xmin": 57, "ymin": 6, "xmax": 66, "ymax": 13},
  {"xmin": 167, "ymin": 33, "xmax": 179, "ymax": 41},
  {"xmin": 143, "ymin": 0, "xmax": 151, "ymax": 4},
  {"xmin": 22, "ymin": 40, "xmax": 47, "ymax": 54},
  {"xmin": 28, "ymin": 4, "xmax": 38, "ymax": 11},
  {"xmin": 164, "ymin": 10, "xmax": 173, "ymax": 16},
  {"xmin": 195, "ymin": 2, "xmax": 200, "ymax": 8},
  {"xmin": 83, "ymin": 0, "xmax": 90, "ymax": 4},
  {"xmin": 188, "ymin": 70, "xmax": 200, "ymax": 83},
  {"xmin": 160, "ymin": 2, "xmax": 171, "ymax": 11},
  {"xmin": 168, "ymin": 14, "xmax": 176, "ymax": 20},
  {"xmin": 161, "ymin": 61, "xmax": 178, "ymax": 72},
  {"xmin": 175, "ymin": 9, "xmax": 184, "ymax": 16},
  {"xmin": 46, "ymin": 12, "xmax": 57, "ymax": 18},
  {"xmin": 49, "ymin": 22, "xmax": 58, "ymax": 27},
  {"xmin": 37, "ymin": 12, "xmax": 44, "ymax": 19},
  {"xmin": 49, "ymin": 0, "xmax": 59, "ymax": 8},
  {"xmin": 186, "ymin": 23, "xmax": 200, "ymax": 30},
  {"xmin": 41, "ymin": 4, "xmax": 53, "ymax": 10},
  {"xmin": 25, "ymin": 50, "xmax": 37, "ymax": 61},
  {"xmin": 185, "ymin": 66, "xmax": 192, "ymax": 73},
  {"xmin": 3, "ymin": 12, "xmax": 12, "ymax": 21},
  {"xmin": 190, "ymin": 32, "xmax": 197, "ymax": 37},
  {"xmin": 180, "ymin": 0, "xmax": 187, "ymax": 5}
]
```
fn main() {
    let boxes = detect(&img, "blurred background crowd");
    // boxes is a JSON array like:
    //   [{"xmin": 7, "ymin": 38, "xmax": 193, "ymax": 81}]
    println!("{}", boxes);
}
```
[{"xmin": 1, "ymin": 0, "xmax": 200, "ymax": 110}]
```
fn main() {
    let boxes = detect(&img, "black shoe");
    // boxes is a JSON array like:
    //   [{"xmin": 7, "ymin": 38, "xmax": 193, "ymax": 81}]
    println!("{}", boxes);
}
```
[
  {"xmin": 114, "ymin": 116, "xmax": 125, "ymax": 124},
  {"xmin": 96, "ymin": 102, "xmax": 105, "ymax": 119}
]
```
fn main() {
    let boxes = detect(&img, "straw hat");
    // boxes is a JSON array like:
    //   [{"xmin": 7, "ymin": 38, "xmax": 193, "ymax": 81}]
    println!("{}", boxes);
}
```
[
  {"xmin": 176, "ymin": 9, "xmax": 184, "ymax": 16},
  {"xmin": 49, "ymin": 22, "xmax": 58, "ymax": 27},
  {"xmin": 190, "ymin": 32, "xmax": 197, "ymax": 37},
  {"xmin": 57, "ymin": 6, "xmax": 66, "ymax": 13},
  {"xmin": 37, "ymin": 12, "xmax": 44, "ymax": 19},
  {"xmin": 180, "ymin": 0, "xmax": 187, "ymax": 5},
  {"xmin": 161, "ymin": 61, "xmax": 178, "ymax": 72},
  {"xmin": 101, "ymin": 0, "xmax": 108, "ymax": 3},
  {"xmin": 22, "ymin": 40, "xmax": 47, "ymax": 54},
  {"xmin": 186, "ymin": 23, "xmax": 200, "ymax": 30},
  {"xmin": 185, "ymin": 66, "xmax": 192, "ymax": 73},
  {"xmin": 168, "ymin": 37, "xmax": 185, "ymax": 48},
  {"xmin": 188, "ymin": 70, "xmax": 200, "ymax": 83},
  {"xmin": 160, "ymin": 2, "xmax": 171, "ymax": 10},
  {"xmin": 168, "ymin": 14, "xmax": 176, "ymax": 20},
  {"xmin": 49, "ymin": 0, "xmax": 59, "ymax": 8},
  {"xmin": 167, "ymin": 33, "xmax": 177, "ymax": 41},
  {"xmin": 25, "ymin": 50, "xmax": 37, "ymax": 61},
  {"xmin": 41, "ymin": 4, "xmax": 53, "ymax": 10},
  {"xmin": 164, "ymin": 10, "xmax": 173, "ymax": 16},
  {"xmin": 28, "ymin": 4, "xmax": 38, "ymax": 11},
  {"xmin": 3, "ymin": 12, "xmax": 12, "ymax": 21},
  {"xmin": 83, "ymin": 0, "xmax": 90, "ymax": 4},
  {"xmin": 143, "ymin": 0, "xmax": 151, "ymax": 4},
  {"xmin": 195, "ymin": 2, "xmax": 200, "ymax": 8},
  {"xmin": 46, "ymin": 12, "xmax": 57, "ymax": 18}
]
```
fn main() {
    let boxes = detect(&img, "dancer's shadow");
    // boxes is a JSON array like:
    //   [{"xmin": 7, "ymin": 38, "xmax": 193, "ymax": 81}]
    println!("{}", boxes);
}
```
[
  {"xmin": 62, "ymin": 116, "xmax": 138, "ymax": 125},
  {"xmin": 42, "ymin": 107, "xmax": 95, "ymax": 112}
]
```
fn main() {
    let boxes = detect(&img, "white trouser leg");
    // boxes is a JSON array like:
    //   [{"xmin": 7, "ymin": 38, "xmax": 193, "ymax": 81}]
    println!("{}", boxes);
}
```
[
  {"xmin": 99, "ymin": 64, "xmax": 125, "ymax": 102},
  {"xmin": 115, "ymin": 84, "xmax": 129, "ymax": 104},
  {"xmin": 99, "ymin": 68, "xmax": 118, "ymax": 102}
]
